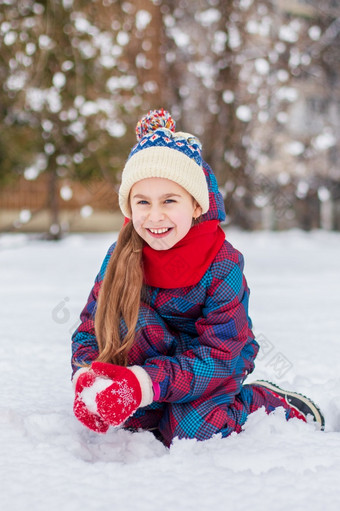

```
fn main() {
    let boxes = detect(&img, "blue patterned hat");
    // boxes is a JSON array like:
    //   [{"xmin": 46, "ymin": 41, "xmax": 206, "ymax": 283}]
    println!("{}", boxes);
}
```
[{"xmin": 119, "ymin": 109, "xmax": 209, "ymax": 218}]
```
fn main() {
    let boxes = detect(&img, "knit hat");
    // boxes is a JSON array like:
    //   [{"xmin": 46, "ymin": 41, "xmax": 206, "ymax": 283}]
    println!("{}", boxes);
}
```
[{"xmin": 118, "ymin": 109, "xmax": 210, "ymax": 218}]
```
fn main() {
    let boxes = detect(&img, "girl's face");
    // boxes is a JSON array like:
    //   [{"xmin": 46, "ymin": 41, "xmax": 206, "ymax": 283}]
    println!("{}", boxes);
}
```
[{"xmin": 130, "ymin": 177, "xmax": 202, "ymax": 250}]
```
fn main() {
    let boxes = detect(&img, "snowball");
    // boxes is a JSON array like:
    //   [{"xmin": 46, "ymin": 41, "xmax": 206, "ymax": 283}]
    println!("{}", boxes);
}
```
[
  {"xmin": 80, "ymin": 377, "xmax": 112, "ymax": 414},
  {"xmin": 236, "ymin": 105, "xmax": 252, "ymax": 122}
]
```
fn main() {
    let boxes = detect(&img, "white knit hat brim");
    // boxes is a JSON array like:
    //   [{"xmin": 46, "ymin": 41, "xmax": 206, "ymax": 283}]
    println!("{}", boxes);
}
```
[{"xmin": 119, "ymin": 146, "xmax": 209, "ymax": 218}]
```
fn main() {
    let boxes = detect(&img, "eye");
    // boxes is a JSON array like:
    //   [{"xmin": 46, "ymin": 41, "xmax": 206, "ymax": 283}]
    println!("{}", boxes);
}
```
[
  {"xmin": 164, "ymin": 199, "xmax": 176, "ymax": 204},
  {"xmin": 137, "ymin": 200, "xmax": 149, "ymax": 205}
]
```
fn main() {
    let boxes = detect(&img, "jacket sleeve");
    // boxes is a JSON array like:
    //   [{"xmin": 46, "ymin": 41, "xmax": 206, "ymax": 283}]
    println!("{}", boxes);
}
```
[
  {"xmin": 139, "ymin": 254, "xmax": 258, "ymax": 404},
  {"xmin": 71, "ymin": 242, "xmax": 116, "ymax": 375}
]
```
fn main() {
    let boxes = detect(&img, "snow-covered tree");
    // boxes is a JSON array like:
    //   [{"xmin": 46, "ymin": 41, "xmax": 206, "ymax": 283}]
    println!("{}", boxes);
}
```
[
  {"xmin": 1, "ymin": 0, "xmax": 339, "ymax": 233},
  {"xmin": 0, "ymin": 0, "xmax": 162, "ymax": 237},
  {"xmin": 159, "ymin": 0, "xmax": 340, "ymax": 228}
]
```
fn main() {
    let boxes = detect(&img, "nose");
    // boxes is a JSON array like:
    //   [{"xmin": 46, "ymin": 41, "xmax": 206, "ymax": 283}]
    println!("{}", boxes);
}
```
[{"xmin": 147, "ymin": 204, "xmax": 165, "ymax": 223}]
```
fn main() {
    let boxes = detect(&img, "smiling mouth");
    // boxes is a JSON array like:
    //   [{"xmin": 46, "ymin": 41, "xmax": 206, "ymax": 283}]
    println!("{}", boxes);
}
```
[{"xmin": 146, "ymin": 227, "xmax": 173, "ymax": 237}]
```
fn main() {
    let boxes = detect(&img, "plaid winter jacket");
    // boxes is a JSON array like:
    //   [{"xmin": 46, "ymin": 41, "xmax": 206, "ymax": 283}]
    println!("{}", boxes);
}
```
[{"xmin": 71, "ymin": 162, "xmax": 259, "ymax": 443}]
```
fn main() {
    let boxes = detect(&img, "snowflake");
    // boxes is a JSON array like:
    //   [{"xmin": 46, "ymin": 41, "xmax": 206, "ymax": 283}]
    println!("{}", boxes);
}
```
[{"xmin": 115, "ymin": 380, "xmax": 137, "ymax": 409}]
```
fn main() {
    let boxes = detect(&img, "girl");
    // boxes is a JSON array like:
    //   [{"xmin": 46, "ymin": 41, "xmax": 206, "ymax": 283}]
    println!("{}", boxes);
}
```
[{"xmin": 72, "ymin": 109, "xmax": 324, "ymax": 446}]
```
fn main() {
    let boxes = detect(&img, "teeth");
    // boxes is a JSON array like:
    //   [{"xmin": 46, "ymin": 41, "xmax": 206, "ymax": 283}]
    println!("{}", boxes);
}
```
[{"xmin": 149, "ymin": 228, "xmax": 170, "ymax": 234}]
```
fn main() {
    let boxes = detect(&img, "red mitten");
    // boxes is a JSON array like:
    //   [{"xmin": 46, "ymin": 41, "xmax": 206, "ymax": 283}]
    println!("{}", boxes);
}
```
[
  {"xmin": 90, "ymin": 362, "xmax": 143, "ymax": 427},
  {"xmin": 73, "ymin": 369, "xmax": 110, "ymax": 433}
]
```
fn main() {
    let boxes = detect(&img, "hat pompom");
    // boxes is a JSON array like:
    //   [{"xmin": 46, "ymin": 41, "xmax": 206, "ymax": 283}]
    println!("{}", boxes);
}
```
[{"xmin": 136, "ymin": 108, "xmax": 176, "ymax": 141}]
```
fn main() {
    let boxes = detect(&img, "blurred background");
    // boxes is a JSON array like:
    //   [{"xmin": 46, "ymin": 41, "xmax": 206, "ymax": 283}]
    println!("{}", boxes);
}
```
[{"xmin": 0, "ymin": 0, "xmax": 339, "ymax": 239}]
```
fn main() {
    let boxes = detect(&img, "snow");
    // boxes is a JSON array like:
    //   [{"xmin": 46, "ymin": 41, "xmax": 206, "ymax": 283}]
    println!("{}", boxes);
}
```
[
  {"xmin": 195, "ymin": 8, "xmax": 221, "ymax": 27},
  {"xmin": 254, "ymin": 58, "xmax": 270, "ymax": 75},
  {"xmin": 285, "ymin": 140, "xmax": 305, "ymax": 156},
  {"xmin": 279, "ymin": 24, "xmax": 299, "ymax": 43},
  {"xmin": 80, "ymin": 205, "xmax": 93, "ymax": 218},
  {"xmin": 312, "ymin": 131, "xmax": 336, "ymax": 151},
  {"xmin": 1, "ymin": 230, "xmax": 340, "ymax": 511},
  {"xmin": 53, "ymin": 72, "xmax": 66, "ymax": 89},
  {"xmin": 81, "ymin": 377, "xmax": 112, "ymax": 414},
  {"xmin": 19, "ymin": 209, "xmax": 32, "ymax": 223},
  {"xmin": 308, "ymin": 25, "xmax": 322, "ymax": 41},
  {"xmin": 38, "ymin": 34, "xmax": 54, "ymax": 49},
  {"xmin": 222, "ymin": 90, "xmax": 235, "ymax": 104},
  {"xmin": 135, "ymin": 10, "xmax": 152, "ymax": 32},
  {"xmin": 236, "ymin": 104, "xmax": 252, "ymax": 122},
  {"xmin": 60, "ymin": 186, "xmax": 73, "ymax": 201}
]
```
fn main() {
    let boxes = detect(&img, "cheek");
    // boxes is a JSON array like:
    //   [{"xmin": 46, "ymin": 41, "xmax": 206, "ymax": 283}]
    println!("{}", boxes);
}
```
[
  {"xmin": 131, "ymin": 210, "xmax": 143, "ymax": 233},
  {"xmin": 175, "ymin": 210, "xmax": 194, "ymax": 233}
]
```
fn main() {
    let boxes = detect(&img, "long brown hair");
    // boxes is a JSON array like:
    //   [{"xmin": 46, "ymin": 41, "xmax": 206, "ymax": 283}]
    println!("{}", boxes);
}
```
[{"xmin": 94, "ymin": 221, "xmax": 144, "ymax": 366}]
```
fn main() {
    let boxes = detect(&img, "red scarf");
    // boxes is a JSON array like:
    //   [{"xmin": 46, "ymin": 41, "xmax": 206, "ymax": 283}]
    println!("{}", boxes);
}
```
[{"xmin": 142, "ymin": 220, "xmax": 225, "ymax": 289}]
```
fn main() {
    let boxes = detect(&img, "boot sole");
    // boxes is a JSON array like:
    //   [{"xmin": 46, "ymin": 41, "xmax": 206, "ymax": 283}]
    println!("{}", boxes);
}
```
[{"xmin": 252, "ymin": 380, "xmax": 325, "ymax": 430}]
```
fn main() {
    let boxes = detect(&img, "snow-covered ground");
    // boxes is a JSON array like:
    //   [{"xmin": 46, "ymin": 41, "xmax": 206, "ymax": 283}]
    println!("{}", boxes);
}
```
[{"xmin": 1, "ymin": 229, "xmax": 340, "ymax": 511}]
